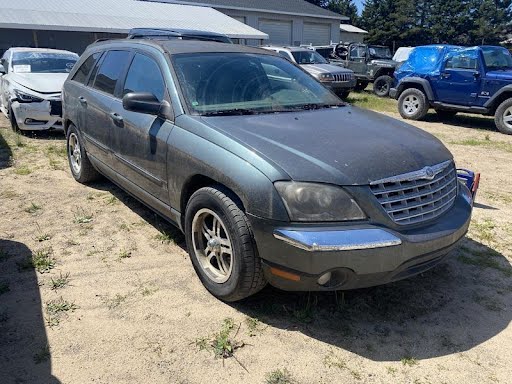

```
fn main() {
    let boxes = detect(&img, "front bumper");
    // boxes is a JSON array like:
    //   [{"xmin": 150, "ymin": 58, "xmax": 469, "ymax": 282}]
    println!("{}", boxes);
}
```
[
  {"xmin": 248, "ymin": 185, "xmax": 473, "ymax": 291},
  {"xmin": 11, "ymin": 99, "xmax": 63, "ymax": 131},
  {"xmin": 323, "ymin": 78, "xmax": 357, "ymax": 92}
]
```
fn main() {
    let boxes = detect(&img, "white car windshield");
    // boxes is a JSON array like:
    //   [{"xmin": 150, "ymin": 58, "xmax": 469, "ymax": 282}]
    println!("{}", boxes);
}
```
[{"xmin": 11, "ymin": 52, "xmax": 78, "ymax": 74}]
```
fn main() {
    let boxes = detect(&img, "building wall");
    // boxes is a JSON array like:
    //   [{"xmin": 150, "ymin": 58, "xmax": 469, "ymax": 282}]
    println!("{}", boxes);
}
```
[
  {"xmin": 0, "ymin": 28, "xmax": 125, "ymax": 56},
  {"xmin": 220, "ymin": 9, "xmax": 340, "ymax": 46},
  {"xmin": 340, "ymin": 31, "xmax": 366, "ymax": 44}
]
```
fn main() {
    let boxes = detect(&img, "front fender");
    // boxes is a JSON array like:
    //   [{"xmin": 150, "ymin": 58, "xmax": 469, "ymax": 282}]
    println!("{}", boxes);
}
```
[{"xmin": 397, "ymin": 77, "xmax": 435, "ymax": 101}]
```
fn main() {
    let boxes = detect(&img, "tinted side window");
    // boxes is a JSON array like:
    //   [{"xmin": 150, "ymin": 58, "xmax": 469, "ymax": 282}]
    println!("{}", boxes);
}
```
[
  {"xmin": 446, "ymin": 54, "xmax": 477, "ymax": 70},
  {"xmin": 72, "ymin": 52, "xmax": 101, "ymax": 84},
  {"xmin": 278, "ymin": 51, "xmax": 291, "ymax": 61},
  {"xmin": 122, "ymin": 53, "xmax": 165, "ymax": 101},
  {"xmin": 93, "ymin": 50, "xmax": 130, "ymax": 96}
]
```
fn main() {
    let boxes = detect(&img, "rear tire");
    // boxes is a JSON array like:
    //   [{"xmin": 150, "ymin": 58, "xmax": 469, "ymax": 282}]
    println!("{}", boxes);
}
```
[
  {"xmin": 373, "ymin": 75, "xmax": 393, "ymax": 97},
  {"xmin": 494, "ymin": 98, "xmax": 512, "ymax": 135},
  {"xmin": 185, "ymin": 186, "xmax": 266, "ymax": 302},
  {"xmin": 398, "ymin": 88, "xmax": 429, "ymax": 120},
  {"xmin": 435, "ymin": 110, "xmax": 457, "ymax": 120},
  {"xmin": 66, "ymin": 124, "xmax": 100, "ymax": 183}
]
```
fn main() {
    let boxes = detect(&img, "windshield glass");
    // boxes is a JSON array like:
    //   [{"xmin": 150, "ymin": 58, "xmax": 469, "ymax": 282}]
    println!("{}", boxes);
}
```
[
  {"xmin": 482, "ymin": 46, "xmax": 512, "ymax": 70},
  {"xmin": 11, "ymin": 51, "xmax": 78, "ymax": 73},
  {"xmin": 291, "ymin": 50, "xmax": 328, "ymax": 65},
  {"xmin": 368, "ymin": 46, "xmax": 392, "ymax": 59},
  {"xmin": 173, "ymin": 53, "xmax": 342, "ymax": 116}
]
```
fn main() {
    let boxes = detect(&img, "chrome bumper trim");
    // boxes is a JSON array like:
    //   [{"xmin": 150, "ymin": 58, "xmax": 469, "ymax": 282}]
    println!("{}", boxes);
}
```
[{"xmin": 273, "ymin": 228, "xmax": 402, "ymax": 252}]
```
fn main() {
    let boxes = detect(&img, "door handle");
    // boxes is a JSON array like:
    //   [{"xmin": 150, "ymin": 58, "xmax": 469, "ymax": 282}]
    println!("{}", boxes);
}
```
[
  {"xmin": 78, "ymin": 96, "xmax": 87, "ymax": 105},
  {"xmin": 441, "ymin": 73, "xmax": 451, "ymax": 79},
  {"xmin": 109, "ymin": 112, "xmax": 124, "ymax": 124}
]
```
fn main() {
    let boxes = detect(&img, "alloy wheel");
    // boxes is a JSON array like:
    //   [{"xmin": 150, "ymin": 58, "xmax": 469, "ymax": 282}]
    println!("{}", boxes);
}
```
[
  {"xmin": 68, "ymin": 133, "xmax": 82, "ymax": 174},
  {"xmin": 403, "ymin": 95, "xmax": 420, "ymax": 115},
  {"xmin": 503, "ymin": 106, "xmax": 512, "ymax": 129}
]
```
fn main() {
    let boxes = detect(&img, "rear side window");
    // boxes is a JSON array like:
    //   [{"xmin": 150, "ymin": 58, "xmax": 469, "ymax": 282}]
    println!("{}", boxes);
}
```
[
  {"xmin": 446, "ymin": 54, "xmax": 477, "ymax": 70},
  {"xmin": 122, "ymin": 53, "xmax": 165, "ymax": 101},
  {"xmin": 92, "ymin": 50, "xmax": 130, "ymax": 96},
  {"xmin": 72, "ymin": 52, "xmax": 101, "ymax": 84}
]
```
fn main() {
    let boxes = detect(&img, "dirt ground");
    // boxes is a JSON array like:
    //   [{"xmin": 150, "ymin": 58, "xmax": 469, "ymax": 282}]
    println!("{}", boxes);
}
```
[{"xmin": 0, "ymin": 109, "xmax": 511, "ymax": 384}]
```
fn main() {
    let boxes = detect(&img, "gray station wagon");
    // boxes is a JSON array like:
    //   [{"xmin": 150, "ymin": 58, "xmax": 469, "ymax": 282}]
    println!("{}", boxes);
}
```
[{"xmin": 62, "ymin": 39, "xmax": 474, "ymax": 302}]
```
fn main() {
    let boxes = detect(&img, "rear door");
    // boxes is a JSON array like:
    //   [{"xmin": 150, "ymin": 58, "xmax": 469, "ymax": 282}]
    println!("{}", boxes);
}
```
[
  {"xmin": 83, "ymin": 50, "xmax": 131, "ymax": 166},
  {"xmin": 431, "ymin": 50, "xmax": 481, "ymax": 105},
  {"xmin": 109, "ymin": 51, "xmax": 174, "ymax": 202}
]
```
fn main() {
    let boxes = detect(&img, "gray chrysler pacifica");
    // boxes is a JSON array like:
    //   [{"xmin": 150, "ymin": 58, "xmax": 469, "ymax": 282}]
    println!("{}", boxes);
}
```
[{"xmin": 62, "ymin": 39, "xmax": 474, "ymax": 301}]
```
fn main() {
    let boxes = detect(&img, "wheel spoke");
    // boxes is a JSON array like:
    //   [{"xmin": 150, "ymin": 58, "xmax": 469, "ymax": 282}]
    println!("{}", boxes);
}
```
[
  {"xmin": 217, "ymin": 254, "xmax": 230, "ymax": 274},
  {"xmin": 504, "ymin": 114, "xmax": 512, "ymax": 123},
  {"xmin": 202, "ymin": 222, "xmax": 212, "ymax": 240}
]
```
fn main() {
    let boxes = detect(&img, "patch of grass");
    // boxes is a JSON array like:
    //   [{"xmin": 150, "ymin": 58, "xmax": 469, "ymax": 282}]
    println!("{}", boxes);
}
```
[
  {"xmin": 196, "ymin": 318, "xmax": 245, "ymax": 364},
  {"xmin": 401, "ymin": 356, "xmax": 419, "ymax": 367},
  {"xmin": 347, "ymin": 91, "xmax": 397, "ymax": 113},
  {"xmin": 46, "ymin": 144, "xmax": 67, "ymax": 158},
  {"xmin": 105, "ymin": 195, "xmax": 119, "ymax": 205},
  {"xmin": 485, "ymin": 191, "xmax": 512, "ymax": 204},
  {"xmin": 36, "ymin": 233, "xmax": 51, "ymax": 242},
  {"xmin": 0, "ymin": 281, "xmax": 10, "ymax": 295},
  {"xmin": 73, "ymin": 208, "xmax": 93, "ymax": 224},
  {"xmin": 386, "ymin": 366, "xmax": 398, "ymax": 375},
  {"xmin": 14, "ymin": 133, "xmax": 25, "ymax": 147},
  {"xmin": 245, "ymin": 316, "xmax": 266, "ymax": 336},
  {"xmin": 324, "ymin": 351, "xmax": 347, "ymax": 370},
  {"xmin": 33, "ymin": 345, "xmax": 50, "ymax": 364},
  {"xmin": 18, "ymin": 248, "xmax": 56, "ymax": 273},
  {"xmin": 117, "ymin": 249, "xmax": 132, "ymax": 261},
  {"xmin": 50, "ymin": 272, "xmax": 70, "ymax": 290},
  {"xmin": 457, "ymin": 246, "xmax": 512, "ymax": 277},
  {"xmin": 265, "ymin": 369, "xmax": 294, "ymax": 384},
  {"xmin": 155, "ymin": 231, "xmax": 175, "ymax": 244},
  {"xmin": 472, "ymin": 219, "xmax": 496, "ymax": 243},
  {"xmin": 14, "ymin": 164, "xmax": 32, "ymax": 175},
  {"xmin": 46, "ymin": 297, "xmax": 78, "ymax": 326},
  {"xmin": 449, "ymin": 137, "xmax": 512, "ymax": 153},
  {"xmin": 103, "ymin": 293, "xmax": 129, "ymax": 310},
  {"xmin": 48, "ymin": 155, "xmax": 64, "ymax": 170},
  {"xmin": 24, "ymin": 202, "xmax": 42, "ymax": 214}
]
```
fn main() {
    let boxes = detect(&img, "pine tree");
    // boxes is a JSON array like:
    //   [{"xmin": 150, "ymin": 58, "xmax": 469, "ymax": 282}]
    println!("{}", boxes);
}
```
[
  {"xmin": 327, "ymin": 0, "xmax": 360, "ymax": 26},
  {"xmin": 470, "ymin": 0, "xmax": 512, "ymax": 45}
]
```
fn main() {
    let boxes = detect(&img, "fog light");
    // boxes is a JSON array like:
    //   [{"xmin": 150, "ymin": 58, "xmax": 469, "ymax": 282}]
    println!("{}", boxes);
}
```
[{"xmin": 317, "ymin": 272, "xmax": 332, "ymax": 286}]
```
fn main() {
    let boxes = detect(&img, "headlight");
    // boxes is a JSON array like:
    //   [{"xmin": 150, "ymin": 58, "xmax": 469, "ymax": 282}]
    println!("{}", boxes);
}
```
[
  {"xmin": 14, "ymin": 89, "xmax": 44, "ymax": 103},
  {"xmin": 275, "ymin": 182, "xmax": 366, "ymax": 222},
  {"xmin": 319, "ymin": 73, "xmax": 334, "ymax": 81}
]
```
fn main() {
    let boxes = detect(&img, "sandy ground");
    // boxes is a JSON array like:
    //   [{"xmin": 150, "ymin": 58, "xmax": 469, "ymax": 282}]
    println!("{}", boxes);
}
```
[{"xmin": 0, "ymin": 110, "xmax": 511, "ymax": 384}]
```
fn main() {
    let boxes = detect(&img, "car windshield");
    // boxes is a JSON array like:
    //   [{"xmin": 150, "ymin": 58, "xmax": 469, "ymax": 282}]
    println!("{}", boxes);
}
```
[
  {"xmin": 11, "ymin": 51, "xmax": 78, "ymax": 73},
  {"xmin": 173, "ymin": 53, "xmax": 342, "ymax": 116},
  {"xmin": 291, "ymin": 50, "xmax": 328, "ymax": 65},
  {"xmin": 368, "ymin": 46, "xmax": 392, "ymax": 59},
  {"xmin": 482, "ymin": 46, "xmax": 512, "ymax": 70}
]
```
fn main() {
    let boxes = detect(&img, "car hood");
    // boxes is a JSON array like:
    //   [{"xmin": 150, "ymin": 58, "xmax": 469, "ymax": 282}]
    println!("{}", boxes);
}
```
[
  {"xmin": 486, "ymin": 70, "xmax": 512, "ymax": 80},
  {"xmin": 302, "ymin": 64, "xmax": 352, "ymax": 75},
  {"xmin": 370, "ymin": 59, "xmax": 397, "ymax": 68},
  {"xmin": 8, "ymin": 73, "xmax": 68, "ymax": 94},
  {"xmin": 200, "ymin": 106, "xmax": 452, "ymax": 185}
]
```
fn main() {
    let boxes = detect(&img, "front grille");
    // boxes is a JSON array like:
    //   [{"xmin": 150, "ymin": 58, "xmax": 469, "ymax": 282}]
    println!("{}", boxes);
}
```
[
  {"xmin": 370, "ymin": 160, "xmax": 458, "ymax": 225},
  {"xmin": 333, "ymin": 73, "xmax": 352, "ymax": 82},
  {"xmin": 50, "ymin": 100, "xmax": 62, "ymax": 116}
]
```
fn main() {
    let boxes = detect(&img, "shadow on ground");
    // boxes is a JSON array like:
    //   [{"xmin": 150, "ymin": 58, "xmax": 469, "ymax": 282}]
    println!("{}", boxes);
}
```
[
  {"xmin": 0, "ymin": 239, "xmax": 61, "ymax": 384},
  {"xmin": 0, "ymin": 128, "xmax": 13, "ymax": 169},
  {"xmin": 423, "ymin": 112, "xmax": 497, "ymax": 132}
]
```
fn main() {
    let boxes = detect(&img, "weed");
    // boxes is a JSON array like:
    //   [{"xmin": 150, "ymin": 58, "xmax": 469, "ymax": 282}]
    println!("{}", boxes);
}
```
[
  {"xmin": 265, "ymin": 369, "xmax": 294, "ymax": 384},
  {"xmin": 46, "ymin": 144, "xmax": 67, "ymax": 157},
  {"xmin": 24, "ymin": 202, "xmax": 42, "ymax": 214},
  {"xmin": 105, "ymin": 195, "xmax": 119, "ymax": 205},
  {"xmin": 36, "ymin": 233, "xmax": 51, "ymax": 242},
  {"xmin": 138, "ymin": 282, "xmax": 158, "ymax": 297},
  {"xmin": 33, "ymin": 345, "xmax": 50, "ymax": 364},
  {"xmin": 324, "ymin": 351, "xmax": 346, "ymax": 370},
  {"xmin": 118, "ymin": 249, "xmax": 132, "ymax": 261},
  {"xmin": 401, "ymin": 356, "xmax": 418, "ymax": 367},
  {"xmin": 245, "ymin": 316, "xmax": 266, "ymax": 336},
  {"xmin": 0, "ymin": 281, "xmax": 10, "ymax": 295},
  {"xmin": 48, "ymin": 155, "xmax": 64, "ymax": 170},
  {"xmin": 45, "ymin": 297, "xmax": 78, "ymax": 326},
  {"xmin": 119, "ymin": 223, "xmax": 130, "ymax": 231},
  {"xmin": 103, "ymin": 293, "xmax": 128, "ymax": 310},
  {"xmin": 50, "ymin": 272, "xmax": 70, "ymax": 290},
  {"xmin": 73, "ymin": 208, "xmax": 93, "ymax": 224},
  {"xmin": 386, "ymin": 366, "xmax": 398, "ymax": 375},
  {"xmin": 155, "ymin": 231, "xmax": 174, "ymax": 244},
  {"xmin": 14, "ymin": 165, "xmax": 32, "ymax": 175},
  {"xmin": 18, "ymin": 248, "xmax": 56, "ymax": 273}
]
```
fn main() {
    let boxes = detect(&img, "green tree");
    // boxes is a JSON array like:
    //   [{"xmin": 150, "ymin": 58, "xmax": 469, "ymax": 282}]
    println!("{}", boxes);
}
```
[
  {"xmin": 470, "ymin": 0, "xmax": 512, "ymax": 45},
  {"xmin": 327, "ymin": 0, "xmax": 360, "ymax": 25}
]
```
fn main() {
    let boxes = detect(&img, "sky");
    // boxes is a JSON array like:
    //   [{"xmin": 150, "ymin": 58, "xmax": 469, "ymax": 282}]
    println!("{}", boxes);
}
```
[{"xmin": 354, "ymin": 0, "xmax": 364, "ymax": 14}]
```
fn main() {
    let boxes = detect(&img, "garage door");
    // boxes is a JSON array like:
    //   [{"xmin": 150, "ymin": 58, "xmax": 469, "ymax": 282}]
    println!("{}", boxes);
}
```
[
  {"xmin": 258, "ymin": 19, "xmax": 292, "ymax": 45},
  {"xmin": 303, "ymin": 23, "xmax": 331, "ymax": 45}
]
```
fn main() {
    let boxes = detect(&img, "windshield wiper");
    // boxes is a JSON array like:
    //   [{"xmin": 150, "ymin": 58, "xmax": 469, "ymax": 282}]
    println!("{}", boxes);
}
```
[
  {"xmin": 201, "ymin": 108, "xmax": 259, "ymax": 116},
  {"xmin": 287, "ymin": 103, "xmax": 345, "ymax": 111}
]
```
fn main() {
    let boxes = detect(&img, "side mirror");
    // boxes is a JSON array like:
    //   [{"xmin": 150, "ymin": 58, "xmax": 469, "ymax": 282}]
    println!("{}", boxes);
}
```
[
  {"xmin": 122, "ymin": 92, "xmax": 172, "ymax": 118},
  {"xmin": 0, "ymin": 64, "xmax": 6, "ymax": 75}
]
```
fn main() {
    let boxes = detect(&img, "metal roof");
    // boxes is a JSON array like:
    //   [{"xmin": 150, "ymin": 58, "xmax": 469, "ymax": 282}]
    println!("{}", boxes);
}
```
[
  {"xmin": 145, "ymin": 0, "xmax": 347, "ymax": 20},
  {"xmin": 0, "ymin": 0, "xmax": 269, "ymax": 40},
  {"xmin": 340, "ymin": 24, "xmax": 368, "ymax": 34}
]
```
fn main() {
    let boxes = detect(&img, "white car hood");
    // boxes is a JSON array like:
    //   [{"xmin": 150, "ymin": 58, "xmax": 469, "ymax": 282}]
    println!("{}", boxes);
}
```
[
  {"xmin": 9, "ymin": 73, "xmax": 68, "ymax": 94},
  {"xmin": 302, "ymin": 64, "xmax": 352, "ymax": 75}
]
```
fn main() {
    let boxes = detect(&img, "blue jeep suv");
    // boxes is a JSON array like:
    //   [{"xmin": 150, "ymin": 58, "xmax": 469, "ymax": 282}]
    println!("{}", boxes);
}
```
[{"xmin": 391, "ymin": 45, "xmax": 512, "ymax": 135}]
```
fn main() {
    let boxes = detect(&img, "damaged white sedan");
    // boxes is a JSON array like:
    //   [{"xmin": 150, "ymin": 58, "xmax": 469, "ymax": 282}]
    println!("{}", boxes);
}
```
[{"xmin": 0, "ymin": 48, "xmax": 78, "ymax": 131}]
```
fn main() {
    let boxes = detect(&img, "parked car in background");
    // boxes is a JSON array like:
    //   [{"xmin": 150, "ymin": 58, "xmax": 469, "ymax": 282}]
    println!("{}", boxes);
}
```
[
  {"xmin": 127, "ymin": 28, "xmax": 233, "ymax": 44},
  {"xmin": 332, "ymin": 42, "xmax": 398, "ymax": 97},
  {"xmin": 261, "ymin": 45, "xmax": 355, "ymax": 99},
  {"xmin": 0, "ymin": 48, "xmax": 78, "ymax": 131},
  {"xmin": 393, "ymin": 47, "xmax": 415, "ymax": 63},
  {"xmin": 391, "ymin": 45, "xmax": 512, "ymax": 135},
  {"xmin": 62, "ymin": 39, "xmax": 475, "ymax": 301}
]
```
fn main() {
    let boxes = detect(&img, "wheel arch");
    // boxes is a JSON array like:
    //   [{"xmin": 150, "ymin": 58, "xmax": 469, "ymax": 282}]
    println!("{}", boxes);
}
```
[
  {"xmin": 485, "ymin": 87, "xmax": 512, "ymax": 114},
  {"xmin": 374, "ymin": 68, "xmax": 394, "ymax": 79},
  {"xmin": 397, "ymin": 78, "xmax": 434, "ymax": 101}
]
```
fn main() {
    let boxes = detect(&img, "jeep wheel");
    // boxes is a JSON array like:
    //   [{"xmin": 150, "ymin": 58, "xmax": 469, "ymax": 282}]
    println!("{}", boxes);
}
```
[
  {"xmin": 373, "ymin": 75, "xmax": 393, "ymax": 97},
  {"xmin": 398, "ymin": 88, "xmax": 429, "ymax": 120},
  {"xmin": 494, "ymin": 98, "xmax": 512, "ymax": 135},
  {"xmin": 354, "ymin": 81, "xmax": 369, "ymax": 92},
  {"xmin": 185, "ymin": 186, "xmax": 266, "ymax": 302},
  {"xmin": 435, "ymin": 110, "xmax": 457, "ymax": 121}
]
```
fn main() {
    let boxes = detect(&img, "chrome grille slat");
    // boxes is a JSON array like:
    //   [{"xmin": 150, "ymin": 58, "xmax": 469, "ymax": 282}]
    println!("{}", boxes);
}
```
[
  {"xmin": 333, "ymin": 73, "xmax": 352, "ymax": 82},
  {"xmin": 370, "ymin": 161, "xmax": 458, "ymax": 225}
]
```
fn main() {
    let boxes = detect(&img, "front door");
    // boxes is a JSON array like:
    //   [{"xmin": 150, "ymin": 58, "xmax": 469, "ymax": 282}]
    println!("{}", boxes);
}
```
[
  {"xmin": 347, "ymin": 44, "xmax": 367, "ymax": 78},
  {"xmin": 431, "ymin": 51, "xmax": 481, "ymax": 105},
  {"xmin": 109, "ymin": 52, "xmax": 173, "ymax": 203}
]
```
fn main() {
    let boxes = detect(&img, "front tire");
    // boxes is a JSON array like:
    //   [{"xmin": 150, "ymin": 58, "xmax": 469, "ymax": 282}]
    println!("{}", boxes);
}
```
[
  {"xmin": 66, "ymin": 124, "xmax": 100, "ymax": 183},
  {"xmin": 185, "ymin": 186, "xmax": 266, "ymax": 302},
  {"xmin": 373, "ymin": 75, "xmax": 393, "ymax": 97},
  {"xmin": 398, "ymin": 88, "xmax": 429, "ymax": 120},
  {"xmin": 494, "ymin": 98, "xmax": 512, "ymax": 135},
  {"xmin": 9, "ymin": 106, "xmax": 20, "ymax": 132}
]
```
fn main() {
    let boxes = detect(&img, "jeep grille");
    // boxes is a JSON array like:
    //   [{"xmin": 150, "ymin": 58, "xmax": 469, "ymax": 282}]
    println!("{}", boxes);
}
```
[
  {"xmin": 333, "ymin": 73, "xmax": 352, "ymax": 82},
  {"xmin": 370, "ymin": 160, "xmax": 457, "ymax": 225}
]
